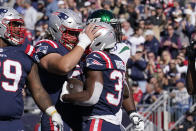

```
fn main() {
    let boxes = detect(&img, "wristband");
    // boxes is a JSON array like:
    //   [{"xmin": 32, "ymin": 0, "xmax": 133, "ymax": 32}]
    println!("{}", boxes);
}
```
[
  {"xmin": 45, "ymin": 106, "xmax": 57, "ymax": 116},
  {"xmin": 77, "ymin": 33, "xmax": 91, "ymax": 50}
]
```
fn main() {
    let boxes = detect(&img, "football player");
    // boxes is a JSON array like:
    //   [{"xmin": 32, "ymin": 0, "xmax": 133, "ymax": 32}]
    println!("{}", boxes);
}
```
[
  {"xmin": 33, "ymin": 9, "xmax": 99, "ymax": 131},
  {"xmin": 0, "ymin": 7, "xmax": 63, "ymax": 131},
  {"xmin": 61, "ymin": 22, "xmax": 144, "ymax": 131},
  {"xmin": 87, "ymin": 9, "xmax": 144, "ymax": 130},
  {"xmin": 186, "ymin": 30, "xmax": 196, "ymax": 95}
]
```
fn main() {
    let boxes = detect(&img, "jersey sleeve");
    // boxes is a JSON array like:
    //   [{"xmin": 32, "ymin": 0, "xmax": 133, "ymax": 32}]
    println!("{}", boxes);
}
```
[
  {"xmin": 84, "ymin": 51, "xmax": 112, "ymax": 70},
  {"xmin": 33, "ymin": 39, "xmax": 59, "ymax": 63}
]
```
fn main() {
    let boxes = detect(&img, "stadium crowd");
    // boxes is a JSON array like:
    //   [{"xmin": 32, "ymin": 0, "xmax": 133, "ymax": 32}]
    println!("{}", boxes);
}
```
[{"xmin": 1, "ymin": 0, "xmax": 195, "ymax": 130}]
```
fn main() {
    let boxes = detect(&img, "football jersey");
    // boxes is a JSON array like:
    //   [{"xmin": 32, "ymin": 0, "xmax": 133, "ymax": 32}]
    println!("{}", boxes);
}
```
[
  {"xmin": 84, "ymin": 51, "xmax": 126, "ymax": 125},
  {"xmin": 34, "ymin": 39, "xmax": 73, "ymax": 104},
  {"xmin": 109, "ymin": 42, "xmax": 131, "ymax": 67},
  {"xmin": 0, "ymin": 38, "xmax": 35, "ymax": 119}
]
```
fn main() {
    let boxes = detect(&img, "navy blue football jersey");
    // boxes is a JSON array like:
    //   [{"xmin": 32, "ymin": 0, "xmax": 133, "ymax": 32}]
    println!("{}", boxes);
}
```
[
  {"xmin": 84, "ymin": 51, "xmax": 126, "ymax": 121},
  {"xmin": 0, "ymin": 39, "xmax": 35, "ymax": 119},
  {"xmin": 34, "ymin": 39, "xmax": 74, "ymax": 104}
]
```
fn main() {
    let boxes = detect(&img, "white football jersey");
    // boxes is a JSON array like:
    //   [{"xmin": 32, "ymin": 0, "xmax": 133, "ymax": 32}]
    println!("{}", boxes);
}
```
[{"xmin": 109, "ymin": 42, "xmax": 131, "ymax": 67}]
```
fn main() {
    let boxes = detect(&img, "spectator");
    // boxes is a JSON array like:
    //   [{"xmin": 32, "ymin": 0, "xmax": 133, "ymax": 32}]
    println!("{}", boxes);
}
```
[
  {"xmin": 159, "ymin": 50, "xmax": 171, "ymax": 73},
  {"xmin": 184, "ymin": 8, "xmax": 195, "ymax": 26},
  {"xmin": 127, "ymin": 3, "xmax": 138, "ymax": 29},
  {"xmin": 129, "ymin": 27, "xmax": 145, "ymax": 56},
  {"xmin": 121, "ymin": 20, "xmax": 134, "ymax": 40},
  {"xmin": 145, "ymin": 51, "xmax": 157, "ymax": 76},
  {"xmin": 160, "ymin": 24, "xmax": 182, "ymax": 58},
  {"xmin": 167, "ymin": 59, "xmax": 181, "ymax": 79},
  {"xmin": 45, "ymin": 0, "xmax": 58, "ymax": 17},
  {"xmin": 148, "ymin": 5, "xmax": 165, "ymax": 26},
  {"xmin": 155, "ymin": 68, "xmax": 169, "ymax": 90},
  {"xmin": 173, "ymin": 17, "xmax": 189, "ymax": 46},
  {"xmin": 144, "ymin": 29, "xmax": 160, "ymax": 57},
  {"xmin": 132, "ymin": 81, "xmax": 143, "ymax": 106},
  {"xmin": 176, "ymin": 53, "xmax": 188, "ymax": 78},
  {"xmin": 140, "ymin": 83, "xmax": 155, "ymax": 105},
  {"xmin": 23, "ymin": 0, "xmax": 38, "ymax": 36},
  {"xmin": 170, "ymin": 78, "xmax": 191, "ymax": 119},
  {"xmin": 178, "ymin": 111, "xmax": 195, "ymax": 131},
  {"xmin": 127, "ymin": 47, "xmax": 147, "ymax": 93},
  {"xmin": 153, "ymin": 82, "xmax": 166, "ymax": 99},
  {"xmin": 57, "ymin": 0, "xmax": 67, "ymax": 9},
  {"xmin": 144, "ymin": 18, "xmax": 161, "ymax": 41},
  {"xmin": 14, "ymin": 0, "xmax": 25, "ymax": 15}
]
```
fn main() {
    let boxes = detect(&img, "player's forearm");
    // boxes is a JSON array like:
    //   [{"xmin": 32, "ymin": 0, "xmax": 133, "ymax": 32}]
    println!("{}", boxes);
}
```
[
  {"xmin": 123, "ymin": 88, "xmax": 136, "ymax": 113},
  {"xmin": 62, "ymin": 82, "xmax": 103, "ymax": 106},
  {"xmin": 31, "ymin": 86, "xmax": 53, "ymax": 112},
  {"xmin": 27, "ymin": 64, "xmax": 53, "ymax": 111},
  {"xmin": 186, "ymin": 59, "xmax": 196, "ymax": 94},
  {"xmin": 59, "ymin": 46, "xmax": 84, "ymax": 73},
  {"xmin": 62, "ymin": 91, "xmax": 90, "ymax": 102}
]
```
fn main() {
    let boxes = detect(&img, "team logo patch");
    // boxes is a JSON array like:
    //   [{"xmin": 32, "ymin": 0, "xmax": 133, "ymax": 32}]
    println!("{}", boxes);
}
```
[
  {"xmin": 36, "ymin": 46, "xmax": 48, "ymax": 54},
  {"xmin": 86, "ymin": 58, "xmax": 103, "ymax": 67},
  {"xmin": 115, "ymin": 60, "xmax": 125, "ymax": 70}
]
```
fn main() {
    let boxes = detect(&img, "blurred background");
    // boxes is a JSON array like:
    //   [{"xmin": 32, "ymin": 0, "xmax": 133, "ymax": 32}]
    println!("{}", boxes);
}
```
[{"xmin": 2, "ymin": 0, "xmax": 196, "ymax": 130}]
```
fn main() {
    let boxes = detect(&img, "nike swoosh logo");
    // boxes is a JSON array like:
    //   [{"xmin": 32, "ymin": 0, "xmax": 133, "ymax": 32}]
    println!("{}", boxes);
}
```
[{"xmin": 119, "ymin": 46, "xmax": 129, "ymax": 54}]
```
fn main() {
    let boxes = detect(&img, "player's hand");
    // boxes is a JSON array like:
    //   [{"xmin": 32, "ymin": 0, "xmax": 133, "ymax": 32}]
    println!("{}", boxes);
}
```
[
  {"xmin": 84, "ymin": 23, "xmax": 100, "ymax": 42},
  {"xmin": 60, "ymin": 81, "xmax": 69, "ymax": 102},
  {"xmin": 129, "ymin": 112, "xmax": 144, "ymax": 131},
  {"xmin": 77, "ymin": 23, "xmax": 100, "ymax": 50},
  {"xmin": 46, "ymin": 106, "xmax": 64, "ymax": 131}
]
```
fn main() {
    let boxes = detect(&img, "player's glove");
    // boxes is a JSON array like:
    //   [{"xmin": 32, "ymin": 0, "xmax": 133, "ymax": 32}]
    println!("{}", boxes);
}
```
[
  {"xmin": 46, "ymin": 106, "xmax": 64, "ymax": 131},
  {"xmin": 129, "ymin": 112, "xmax": 144, "ymax": 131},
  {"xmin": 60, "ymin": 81, "xmax": 69, "ymax": 102},
  {"xmin": 77, "ymin": 32, "xmax": 91, "ymax": 50}
]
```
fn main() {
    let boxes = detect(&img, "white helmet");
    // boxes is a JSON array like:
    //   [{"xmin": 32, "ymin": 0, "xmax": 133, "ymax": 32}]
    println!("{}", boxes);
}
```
[
  {"xmin": 0, "ymin": 7, "xmax": 25, "ymax": 45},
  {"xmin": 90, "ymin": 22, "xmax": 116, "ymax": 51},
  {"xmin": 48, "ymin": 9, "xmax": 83, "ymax": 50}
]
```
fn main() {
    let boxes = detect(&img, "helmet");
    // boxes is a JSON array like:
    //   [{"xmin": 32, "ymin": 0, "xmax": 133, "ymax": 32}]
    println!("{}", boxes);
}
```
[
  {"xmin": 0, "ymin": 7, "xmax": 25, "ymax": 45},
  {"xmin": 90, "ymin": 22, "xmax": 116, "ymax": 51},
  {"xmin": 87, "ymin": 9, "xmax": 122, "ymax": 42},
  {"xmin": 49, "ymin": 9, "xmax": 83, "ymax": 50}
]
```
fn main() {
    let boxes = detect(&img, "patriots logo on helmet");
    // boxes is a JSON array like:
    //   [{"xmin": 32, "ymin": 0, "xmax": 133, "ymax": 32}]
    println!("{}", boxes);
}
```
[
  {"xmin": 53, "ymin": 12, "xmax": 69, "ymax": 20},
  {"xmin": 86, "ymin": 58, "xmax": 103, "ymax": 67},
  {"xmin": 0, "ymin": 8, "xmax": 8, "ymax": 17}
]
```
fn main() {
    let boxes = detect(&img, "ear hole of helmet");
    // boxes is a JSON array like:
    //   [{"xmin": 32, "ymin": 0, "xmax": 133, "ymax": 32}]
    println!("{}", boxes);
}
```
[{"xmin": 95, "ymin": 42, "xmax": 101, "ymax": 47}]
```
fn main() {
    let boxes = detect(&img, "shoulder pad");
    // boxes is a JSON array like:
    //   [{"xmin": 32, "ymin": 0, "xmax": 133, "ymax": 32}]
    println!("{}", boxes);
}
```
[
  {"xmin": 85, "ymin": 51, "xmax": 114, "ymax": 70},
  {"xmin": 34, "ymin": 39, "xmax": 59, "ymax": 63}
]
